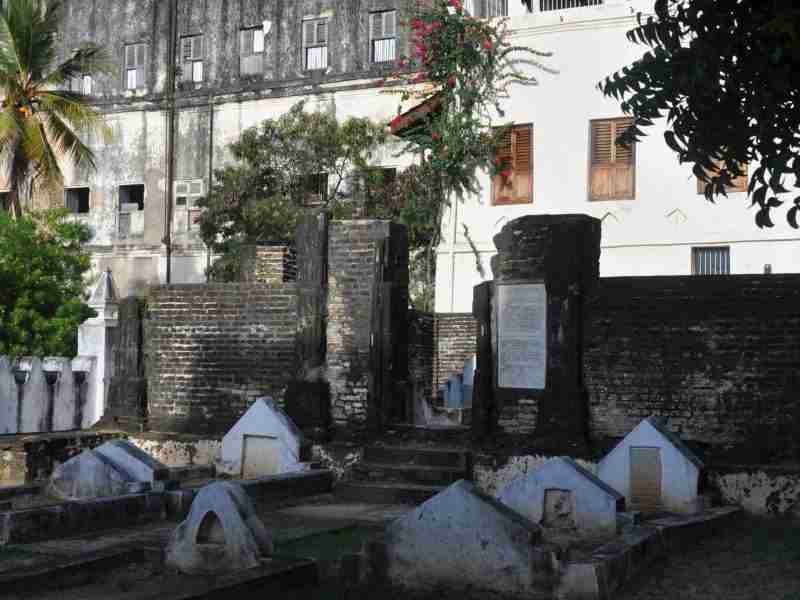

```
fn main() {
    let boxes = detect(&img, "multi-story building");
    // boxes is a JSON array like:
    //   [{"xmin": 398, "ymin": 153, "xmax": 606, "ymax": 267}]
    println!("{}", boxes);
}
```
[{"xmin": 33, "ymin": 0, "xmax": 800, "ymax": 305}]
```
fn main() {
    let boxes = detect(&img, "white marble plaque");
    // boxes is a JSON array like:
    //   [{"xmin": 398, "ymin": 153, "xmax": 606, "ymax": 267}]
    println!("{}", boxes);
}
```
[{"xmin": 496, "ymin": 283, "xmax": 547, "ymax": 389}]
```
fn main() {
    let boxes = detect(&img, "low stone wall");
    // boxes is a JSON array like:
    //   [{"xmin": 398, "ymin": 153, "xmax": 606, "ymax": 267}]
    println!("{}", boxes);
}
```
[{"xmin": 127, "ymin": 434, "xmax": 222, "ymax": 468}]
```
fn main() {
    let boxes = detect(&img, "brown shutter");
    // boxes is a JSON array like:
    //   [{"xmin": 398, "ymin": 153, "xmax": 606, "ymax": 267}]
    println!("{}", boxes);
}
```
[
  {"xmin": 492, "ymin": 126, "xmax": 532, "ymax": 205},
  {"xmin": 371, "ymin": 12, "xmax": 384, "ymax": 40},
  {"xmin": 303, "ymin": 21, "xmax": 315, "ymax": 47},
  {"xmin": 385, "ymin": 11, "xmax": 396, "ymax": 37},
  {"xmin": 590, "ymin": 119, "xmax": 635, "ymax": 200},
  {"xmin": 240, "ymin": 29, "xmax": 252, "ymax": 56}
]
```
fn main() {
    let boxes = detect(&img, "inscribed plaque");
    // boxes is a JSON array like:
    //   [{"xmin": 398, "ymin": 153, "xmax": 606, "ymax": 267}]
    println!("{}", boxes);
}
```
[{"xmin": 496, "ymin": 283, "xmax": 547, "ymax": 389}]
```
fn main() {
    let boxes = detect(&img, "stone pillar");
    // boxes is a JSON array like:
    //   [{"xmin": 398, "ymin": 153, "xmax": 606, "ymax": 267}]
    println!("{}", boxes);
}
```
[
  {"xmin": 325, "ymin": 220, "xmax": 409, "ymax": 431},
  {"xmin": 51, "ymin": 359, "xmax": 78, "ymax": 431},
  {"xmin": 484, "ymin": 214, "xmax": 601, "ymax": 447},
  {"xmin": 0, "ymin": 356, "xmax": 17, "ymax": 434},
  {"xmin": 77, "ymin": 269, "xmax": 119, "ymax": 427},
  {"xmin": 19, "ymin": 358, "xmax": 48, "ymax": 433}
]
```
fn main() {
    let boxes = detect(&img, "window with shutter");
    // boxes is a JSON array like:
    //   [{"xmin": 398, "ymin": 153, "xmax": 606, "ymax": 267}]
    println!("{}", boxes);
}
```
[
  {"xmin": 124, "ymin": 43, "xmax": 147, "ymax": 90},
  {"xmin": 173, "ymin": 180, "xmax": 205, "ymax": 232},
  {"xmin": 467, "ymin": 0, "xmax": 508, "ymax": 17},
  {"xmin": 303, "ymin": 18, "xmax": 329, "ymax": 70},
  {"xmin": 181, "ymin": 35, "xmax": 204, "ymax": 83},
  {"xmin": 370, "ymin": 10, "xmax": 397, "ymax": 63},
  {"xmin": 589, "ymin": 118, "xmax": 635, "ymax": 201},
  {"xmin": 696, "ymin": 160, "xmax": 748, "ymax": 194},
  {"xmin": 65, "ymin": 188, "xmax": 90, "ymax": 214},
  {"xmin": 239, "ymin": 27, "xmax": 264, "ymax": 76},
  {"xmin": 492, "ymin": 124, "xmax": 533, "ymax": 205}
]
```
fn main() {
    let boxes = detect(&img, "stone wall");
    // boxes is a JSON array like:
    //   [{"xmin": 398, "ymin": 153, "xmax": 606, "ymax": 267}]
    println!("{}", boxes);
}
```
[
  {"xmin": 434, "ymin": 313, "xmax": 478, "ymax": 399},
  {"xmin": 145, "ymin": 283, "xmax": 299, "ymax": 434},
  {"xmin": 584, "ymin": 275, "xmax": 800, "ymax": 463},
  {"xmin": 409, "ymin": 311, "xmax": 434, "ymax": 406},
  {"xmin": 240, "ymin": 244, "xmax": 298, "ymax": 284}
]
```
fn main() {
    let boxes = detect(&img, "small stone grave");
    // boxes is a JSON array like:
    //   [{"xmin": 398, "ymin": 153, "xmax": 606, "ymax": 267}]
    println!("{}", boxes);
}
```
[
  {"xmin": 218, "ymin": 396, "xmax": 304, "ymax": 478},
  {"xmin": 377, "ymin": 479, "xmax": 555, "ymax": 597},
  {"xmin": 598, "ymin": 416, "xmax": 704, "ymax": 514},
  {"xmin": 165, "ymin": 481, "xmax": 274, "ymax": 575},
  {"xmin": 497, "ymin": 456, "xmax": 624, "ymax": 539}
]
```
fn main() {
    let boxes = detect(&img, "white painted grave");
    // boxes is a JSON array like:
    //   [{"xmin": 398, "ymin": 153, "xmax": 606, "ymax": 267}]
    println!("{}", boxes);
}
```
[
  {"xmin": 49, "ymin": 449, "xmax": 132, "ymax": 500},
  {"xmin": 218, "ymin": 397, "xmax": 303, "ymax": 477},
  {"xmin": 382, "ymin": 479, "xmax": 553, "ymax": 597},
  {"xmin": 497, "ymin": 457, "xmax": 624, "ymax": 538},
  {"xmin": 165, "ymin": 481, "xmax": 273, "ymax": 575},
  {"xmin": 598, "ymin": 416, "xmax": 704, "ymax": 514},
  {"xmin": 95, "ymin": 439, "xmax": 169, "ymax": 484}
]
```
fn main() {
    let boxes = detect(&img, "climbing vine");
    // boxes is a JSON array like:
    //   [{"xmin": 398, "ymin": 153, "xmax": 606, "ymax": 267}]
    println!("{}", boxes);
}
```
[{"xmin": 382, "ymin": 0, "xmax": 553, "ymax": 306}]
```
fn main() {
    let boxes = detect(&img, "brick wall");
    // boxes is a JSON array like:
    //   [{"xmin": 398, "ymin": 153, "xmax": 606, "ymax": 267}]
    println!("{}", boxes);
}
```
[
  {"xmin": 240, "ymin": 244, "xmax": 298, "ymax": 283},
  {"xmin": 409, "ymin": 311, "xmax": 434, "ymax": 404},
  {"xmin": 434, "ymin": 313, "xmax": 478, "ymax": 399},
  {"xmin": 145, "ymin": 283, "xmax": 299, "ymax": 434},
  {"xmin": 325, "ymin": 220, "xmax": 407, "ymax": 428},
  {"xmin": 584, "ymin": 275, "xmax": 800, "ymax": 462}
]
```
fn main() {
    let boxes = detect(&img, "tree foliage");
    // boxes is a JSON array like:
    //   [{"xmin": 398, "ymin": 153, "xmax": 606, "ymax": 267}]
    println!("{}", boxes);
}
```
[
  {"xmin": 0, "ymin": 210, "xmax": 95, "ymax": 357},
  {"xmin": 600, "ymin": 0, "xmax": 800, "ymax": 228},
  {"xmin": 0, "ymin": 0, "xmax": 112, "ymax": 217},
  {"xmin": 197, "ymin": 101, "xmax": 387, "ymax": 281}
]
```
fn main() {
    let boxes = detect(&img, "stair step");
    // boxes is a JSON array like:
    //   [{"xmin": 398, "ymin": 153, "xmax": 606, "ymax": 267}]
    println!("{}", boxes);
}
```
[
  {"xmin": 353, "ymin": 462, "xmax": 466, "ymax": 487},
  {"xmin": 335, "ymin": 481, "xmax": 443, "ymax": 505},
  {"xmin": 363, "ymin": 445, "xmax": 469, "ymax": 469}
]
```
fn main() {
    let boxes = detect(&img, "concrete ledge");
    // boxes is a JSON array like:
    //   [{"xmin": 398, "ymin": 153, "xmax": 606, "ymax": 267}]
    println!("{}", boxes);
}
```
[
  {"xmin": 239, "ymin": 469, "xmax": 334, "ymax": 506},
  {"xmin": 0, "ymin": 492, "xmax": 167, "ymax": 544},
  {"xmin": 556, "ymin": 507, "xmax": 741, "ymax": 600}
]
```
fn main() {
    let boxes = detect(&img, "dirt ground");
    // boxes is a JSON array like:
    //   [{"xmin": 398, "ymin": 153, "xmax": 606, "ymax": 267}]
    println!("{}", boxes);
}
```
[{"xmin": 618, "ymin": 516, "xmax": 800, "ymax": 600}]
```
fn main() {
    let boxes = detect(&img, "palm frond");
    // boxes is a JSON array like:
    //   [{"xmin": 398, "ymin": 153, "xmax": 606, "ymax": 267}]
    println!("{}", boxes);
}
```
[{"xmin": 43, "ymin": 43, "xmax": 115, "ymax": 87}]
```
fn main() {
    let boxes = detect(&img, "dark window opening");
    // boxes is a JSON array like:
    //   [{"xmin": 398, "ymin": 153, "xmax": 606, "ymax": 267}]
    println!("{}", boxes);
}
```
[
  {"xmin": 65, "ymin": 187, "xmax": 90, "ymax": 214},
  {"xmin": 302, "ymin": 173, "xmax": 328, "ymax": 206},
  {"xmin": 119, "ymin": 184, "xmax": 144, "ymax": 211}
]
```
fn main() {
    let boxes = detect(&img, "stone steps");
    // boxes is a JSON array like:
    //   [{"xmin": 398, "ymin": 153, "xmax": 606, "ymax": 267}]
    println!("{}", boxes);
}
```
[
  {"xmin": 336, "ymin": 442, "xmax": 472, "ymax": 506},
  {"xmin": 353, "ymin": 462, "xmax": 465, "ymax": 487},
  {"xmin": 334, "ymin": 481, "xmax": 445, "ymax": 505}
]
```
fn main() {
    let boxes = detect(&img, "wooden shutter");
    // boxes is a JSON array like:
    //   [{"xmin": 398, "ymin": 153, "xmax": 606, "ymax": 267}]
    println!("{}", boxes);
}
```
[
  {"xmin": 492, "ymin": 125, "xmax": 533, "ymax": 205},
  {"xmin": 240, "ymin": 29, "xmax": 253, "ymax": 55},
  {"xmin": 589, "ymin": 118, "xmax": 635, "ymax": 200},
  {"xmin": 316, "ymin": 20, "xmax": 327, "ymax": 44},
  {"xmin": 125, "ymin": 44, "xmax": 135, "ymax": 68},
  {"xmin": 384, "ymin": 11, "xmax": 396, "ymax": 37},
  {"xmin": 303, "ymin": 21, "xmax": 315, "ymax": 47},
  {"xmin": 135, "ymin": 44, "xmax": 146, "ymax": 88},
  {"xmin": 696, "ymin": 160, "xmax": 748, "ymax": 194},
  {"xmin": 181, "ymin": 38, "xmax": 193, "ymax": 61},
  {"xmin": 371, "ymin": 12, "xmax": 384, "ymax": 40}
]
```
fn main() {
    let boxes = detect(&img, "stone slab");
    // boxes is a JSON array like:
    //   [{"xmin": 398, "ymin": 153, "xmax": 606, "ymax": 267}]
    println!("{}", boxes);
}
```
[
  {"xmin": 377, "ymin": 479, "xmax": 556, "ymax": 597},
  {"xmin": 94, "ymin": 439, "xmax": 170, "ymax": 483}
]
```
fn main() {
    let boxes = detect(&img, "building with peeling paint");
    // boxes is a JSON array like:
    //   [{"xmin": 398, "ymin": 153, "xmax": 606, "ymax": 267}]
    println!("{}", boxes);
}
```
[{"xmin": 26, "ymin": 0, "xmax": 800, "ymax": 304}]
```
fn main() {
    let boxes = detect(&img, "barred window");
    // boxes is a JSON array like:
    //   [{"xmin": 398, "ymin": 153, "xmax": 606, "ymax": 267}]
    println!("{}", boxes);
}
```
[
  {"xmin": 124, "ymin": 43, "xmax": 147, "ymax": 90},
  {"xmin": 692, "ymin": 246, "xmax": 730, "ymax": 275},
  {"xmin": 181, "ymin": 35, "xmax": 204, "ymax": 83},
  {"xmin": 370, "ymin": 11, "xmax": 396, "ymax": 63},
  {"xmin": 303, "ymin": 18, "xmax": 328, "ymax": 70}
]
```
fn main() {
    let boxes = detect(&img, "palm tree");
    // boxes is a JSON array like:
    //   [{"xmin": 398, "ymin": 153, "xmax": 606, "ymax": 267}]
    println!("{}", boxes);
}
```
[{"xmin": 0, "ymin": 0, "xmax": 111, "ymax": 218}]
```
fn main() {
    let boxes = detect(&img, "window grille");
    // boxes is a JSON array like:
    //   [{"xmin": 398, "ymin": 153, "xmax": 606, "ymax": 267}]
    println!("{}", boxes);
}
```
[
  {"xmin": 465, "ymin": 0, "xmax": 508, "ymax": 16},
  {"xmin": 540, "ymin": 0, "xmax": 603, "ymax": 11},
  {"xmin": 303, "ymin": 19, "xmax": 328, "ymax": 70},
  {"xmin": 370, "ymin": 11, "xmax": 396, "ymax": 63},
  {"xmin": 181, "ymin": 35, "xmax": 204, "ymax": 83},
  {"xmin": 124, "ymin": 43, "xmax": 147, "ymax": 90},
  {"xmin": 692, "ymin": 247, "xmax": 730, "ymax": 275}
]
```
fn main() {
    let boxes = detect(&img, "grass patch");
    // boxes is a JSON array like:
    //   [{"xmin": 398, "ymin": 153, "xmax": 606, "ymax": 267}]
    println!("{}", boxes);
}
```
[{"xmin": 275, "ymin": 526, "xmax": 375, "ymax": 562}]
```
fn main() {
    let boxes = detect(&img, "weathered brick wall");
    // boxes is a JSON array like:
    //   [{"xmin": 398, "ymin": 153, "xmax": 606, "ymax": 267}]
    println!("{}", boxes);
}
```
[
  {"xmin": 145, "ymin": 283, "xmax": 299, "ymax": 434},
  {"xmin": 584, "ymin": 275, "xmax": 800, "ymax": 462},
  {"xmin": 325, "ymin": 220, "xmax": 407, "ymax": 428},
  {"xmin": 409, "ymin": 311, "xmax": 434, "ymax": 403},
  {"xmin": 434, "ymin": 313, "xmax": 478, "ymax": 399},
  {"xmin": 240, "ymin": 244, "xmax": 298, "ymax": 283}
]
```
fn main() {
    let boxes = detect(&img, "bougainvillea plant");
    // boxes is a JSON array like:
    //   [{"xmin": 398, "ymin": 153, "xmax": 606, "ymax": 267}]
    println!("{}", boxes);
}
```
[{"xmin": 381, "ymin": 0, "xmax": 552, "ymax": 307}]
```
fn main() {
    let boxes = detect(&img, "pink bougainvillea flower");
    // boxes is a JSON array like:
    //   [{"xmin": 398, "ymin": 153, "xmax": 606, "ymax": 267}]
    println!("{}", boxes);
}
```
[
  {"xmin": 483, "ymin": 39, "xmax": 493, "ymax": 50},
  {"xmin": 501, "ymin": 169, "xmax": 513, "ymax": 179},
  {"xmin": 432, "ymin": 132, "xmax": 441, "ymax": 141},
  {"xmin": 450, "ymin": 0, "xmax": 463, "ymax": 10}
]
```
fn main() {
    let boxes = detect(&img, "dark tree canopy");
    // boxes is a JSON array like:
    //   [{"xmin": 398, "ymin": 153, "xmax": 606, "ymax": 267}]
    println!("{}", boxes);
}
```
[{"xmin": 600, "ymin": 0, "xmax": 800, "ymax": 228}]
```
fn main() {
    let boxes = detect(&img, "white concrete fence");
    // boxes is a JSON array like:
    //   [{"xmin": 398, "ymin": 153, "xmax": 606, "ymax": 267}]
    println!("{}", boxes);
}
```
[{"xmin": 0, "ymin": 356, "xmax": 99, "ymax": 434}]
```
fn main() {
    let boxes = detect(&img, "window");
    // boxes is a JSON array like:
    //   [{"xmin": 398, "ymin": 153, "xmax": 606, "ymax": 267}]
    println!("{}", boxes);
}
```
[
  {"xmin": 589, "ymin": 118, "xmax": 635, "ymax": 201},
  {"xmin": 181, "ymin": 35, "xmax": 204, "ymax": 83},
  {"xmin": 465, "ymin": 0, "xmax": 508, "ymax": 16},
  {"xmin": 302, "ymin": 173, "xmax": 328, "ymax": 206},
  {"xmin": 68, "ymin": 74, "xmax": 93, "ymax": 95},
  {"xmin": 303, "ymin": 19, "xmax": 328, "ymax": 71},
  {"xmin": 370, "ymin": 11, "xmax": 396, "ymax": 63},
  {"xmin": 692, "ymin": 246, "xmax": 730, "ymax": 275},
  {"xmin": 119, "ymin": 184, "xmax": 144, "ymax": 211},
  {"xmin": 124, "ymin": 43, "xmax": 147, "ymax": 90},
  {"xmin": 492, "ymin": 124, "xmax": 533, "ymax": 205},
  {"xmin": 174, "ymin": 180, "xmax": 204, "ymax": 231},
  {"xmin": 239, "ymin": 27, "xmax": 264, "ymax": 76},
  {"xmin": 697, "ymin": 160, "xmax": 748, "ymax": 194},
  {"xmin": 65, "ymin": 187, "xmax": 90, "ymax": 214},
  {"xmin": 540, "ymin": 0, "xmax": 603, "ymax": 11}
]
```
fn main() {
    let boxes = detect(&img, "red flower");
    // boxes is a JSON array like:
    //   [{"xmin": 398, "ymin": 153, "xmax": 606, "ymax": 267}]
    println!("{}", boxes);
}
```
[
  {"xmin": 483, "ymin": 39, "xmax": 493, "ymax": 50},
  {"xmin": 432, "ymin": 132, "xmax": 441, "ymax": 141},
  {"xmin": 448, "ymin": 75, "xmax": 457, "ymax": 88},
  {"xmin": 450, "ymin": 0, "xmax": 463, "ymax": 10},
  {"xmin": 500, "ymin": 169, "xmax": 513, "ymax": 179}
]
